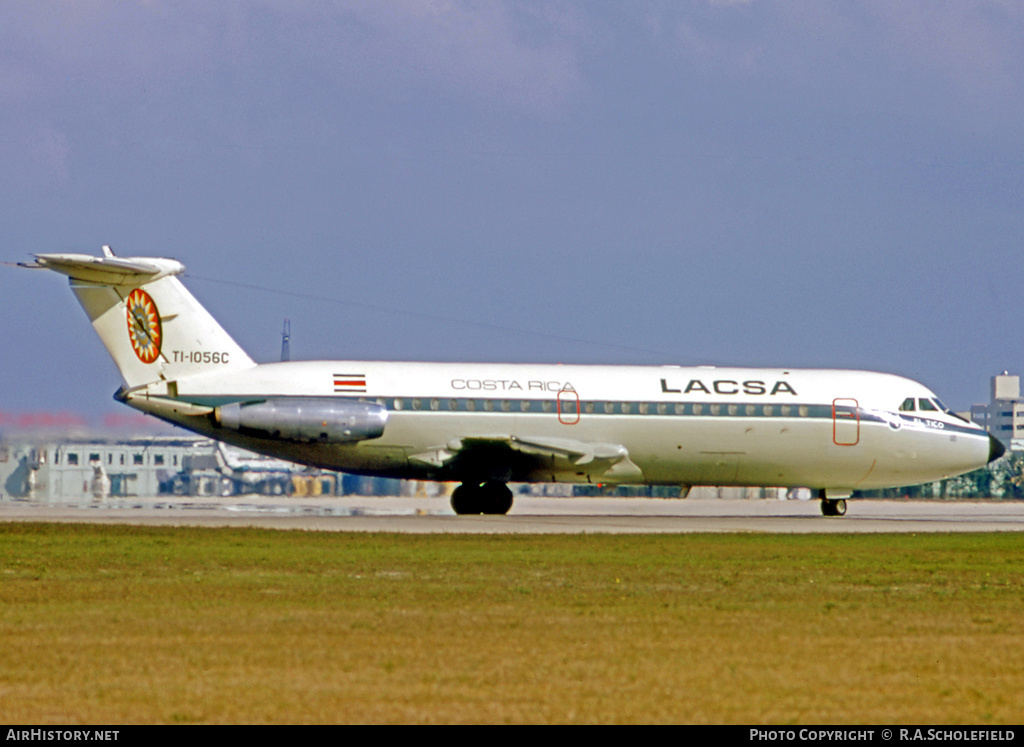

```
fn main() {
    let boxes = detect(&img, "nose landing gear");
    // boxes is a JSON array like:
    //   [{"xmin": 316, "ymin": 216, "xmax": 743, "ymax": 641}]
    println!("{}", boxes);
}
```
[
  {"xmin": 818, "ymin": 488, "xmax": 850, "ymax": 516},
  {"xmin": 820, "ymin": 498, "xmax": 847, "ymax": 516}
]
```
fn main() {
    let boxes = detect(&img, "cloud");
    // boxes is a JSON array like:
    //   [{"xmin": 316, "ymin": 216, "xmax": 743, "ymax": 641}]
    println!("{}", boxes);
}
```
[
  {"xmin": 291, "ymin": 1, "xmax": 586, "ymax": 114},
  {"xmin": 623, "ymin": 0, "xmax": 1024, "ymax": 136},
  {"xmin": 869, "ymin": 1, "xmax": 1024, "ymax": 112},
  {"xmin": 0, "ymin": 1, "xmax": 585, "ymax": 116}
]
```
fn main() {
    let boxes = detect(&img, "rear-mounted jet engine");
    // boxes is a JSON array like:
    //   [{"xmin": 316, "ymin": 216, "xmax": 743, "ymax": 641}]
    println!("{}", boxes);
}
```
[{"xmin": 216, "ymin": 398, "xmax": 387, "ymax": 443}]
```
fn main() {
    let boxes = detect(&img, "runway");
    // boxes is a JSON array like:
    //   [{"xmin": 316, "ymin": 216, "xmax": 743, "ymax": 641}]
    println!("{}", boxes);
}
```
[{"xmin": 2, "ymin": 495, "xmax": 1024, "ymax": 533}]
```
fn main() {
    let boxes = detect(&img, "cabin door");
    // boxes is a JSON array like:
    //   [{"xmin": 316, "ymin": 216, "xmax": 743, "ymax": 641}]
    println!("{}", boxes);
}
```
[
  {"xmin": 557, "ymin": 389, "xmax": 580, "ymax": 425},
  {"xmin": 832, "ymin": 398, "xmax": 860, "ymax": 446}
]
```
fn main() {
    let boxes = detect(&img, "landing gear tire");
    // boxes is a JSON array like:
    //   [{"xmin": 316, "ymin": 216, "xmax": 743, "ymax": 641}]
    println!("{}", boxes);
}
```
[
  {"xmin": 482, "ymin": 481, "xmax": 513, "ymax": 515},
  {"xmin": 821, "ymin": 498, "xmax": 847, "ymax": 517},
  {"xmin": 450, "ymin": 481, "xmax": 514, "ymax": 515},
  {"xmin": 450, "ymin": 484, "xmax": 476, "ymax": 515}
]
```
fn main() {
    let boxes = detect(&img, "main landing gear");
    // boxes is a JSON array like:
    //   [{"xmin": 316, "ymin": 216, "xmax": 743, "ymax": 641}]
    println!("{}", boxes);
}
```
[{"xmin": 450, "ymin": 480, "xmax": 514, "ymax": 515}]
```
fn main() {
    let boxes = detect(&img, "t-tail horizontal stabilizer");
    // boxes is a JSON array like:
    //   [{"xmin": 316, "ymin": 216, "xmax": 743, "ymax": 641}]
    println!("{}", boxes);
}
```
[{"xmin": 23, "ymin": 248, "xmax": 256, "ymax": 389}]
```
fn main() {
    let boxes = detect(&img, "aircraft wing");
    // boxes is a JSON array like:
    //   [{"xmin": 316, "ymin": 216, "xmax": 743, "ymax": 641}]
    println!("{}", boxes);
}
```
[{"xmin": 408, "ymin": 434, "xmax": 644, "ymax": 482}]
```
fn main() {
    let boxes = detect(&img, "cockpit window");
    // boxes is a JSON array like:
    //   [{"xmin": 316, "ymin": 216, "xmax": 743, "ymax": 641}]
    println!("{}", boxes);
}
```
[{"xmin": 900, "ymin": 396, "xmax": 965, "ymax": 421}]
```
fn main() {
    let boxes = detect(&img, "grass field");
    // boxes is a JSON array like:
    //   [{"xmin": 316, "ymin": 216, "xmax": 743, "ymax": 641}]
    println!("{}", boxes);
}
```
[{"xmin": 0, "ymin": 523, "xmax": 1021, "ymax": 724}]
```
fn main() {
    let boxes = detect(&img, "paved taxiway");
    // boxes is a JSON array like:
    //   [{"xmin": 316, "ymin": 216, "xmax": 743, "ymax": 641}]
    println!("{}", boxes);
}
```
[{"xmin": 2, "ymin": 495, "xmax": 1024, "ymax": 533}]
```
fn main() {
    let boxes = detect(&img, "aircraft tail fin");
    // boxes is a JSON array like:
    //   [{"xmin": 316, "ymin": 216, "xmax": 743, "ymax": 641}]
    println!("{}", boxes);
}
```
[{"xmin": 26, "ymin": 247, "xmax": 256, "ymax": 388}]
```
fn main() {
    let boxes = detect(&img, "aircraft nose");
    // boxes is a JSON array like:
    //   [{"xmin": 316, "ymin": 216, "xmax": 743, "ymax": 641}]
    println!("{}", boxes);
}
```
[{"xmin": 988, "ymin": 434, "xmax": 1006, "ymax": 463}]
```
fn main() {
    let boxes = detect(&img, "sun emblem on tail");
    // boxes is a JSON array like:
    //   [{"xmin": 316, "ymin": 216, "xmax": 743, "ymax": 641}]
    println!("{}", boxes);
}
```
[{"xmin": 126, "ymin": 288, "xmax": 163, "ymax": 364}]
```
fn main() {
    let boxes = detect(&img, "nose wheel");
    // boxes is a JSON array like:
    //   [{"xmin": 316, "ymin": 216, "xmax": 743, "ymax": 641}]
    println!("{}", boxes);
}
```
[
  {"xmin": 451, "ymin": 481, "xmax": 514, "ymax": 515},
  {"xmin": 821, "ymin": 498, "xmax": 847, "ymax": 516}
]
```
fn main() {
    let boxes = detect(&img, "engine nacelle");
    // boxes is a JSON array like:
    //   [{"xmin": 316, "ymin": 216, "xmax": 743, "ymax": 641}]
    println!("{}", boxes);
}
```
[{"xmin": 216, "ymin": 398, "xmax": 387, "ymax": 443}]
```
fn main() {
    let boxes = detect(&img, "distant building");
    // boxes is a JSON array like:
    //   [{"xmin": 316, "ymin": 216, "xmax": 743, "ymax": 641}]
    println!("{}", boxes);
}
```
[
  {"xmin": 0, "ymin": 437, "xmax": 215, "ymax": 499},
  {"xmin": 971, "ymin": 372, "xmax": 1024, "ymax": 451},
  {"xmin": 0, "ymin": 437, "xmax": 327, "ymax": 500}
]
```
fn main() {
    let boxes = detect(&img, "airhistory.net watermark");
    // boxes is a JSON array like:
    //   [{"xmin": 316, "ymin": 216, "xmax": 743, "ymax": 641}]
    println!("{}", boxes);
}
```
[{"xmin": 6, "ymin": 731, "xmax": 119, "ymax": 742}]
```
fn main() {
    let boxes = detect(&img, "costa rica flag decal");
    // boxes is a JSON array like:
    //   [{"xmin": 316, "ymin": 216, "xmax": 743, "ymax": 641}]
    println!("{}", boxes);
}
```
[
  {"xmin": 333, "ymin": 374, "xmax": 367, "ymax": 393},
  {"xmin": 126, "ymin": 288, "xmax": 163, "ymax": 364}
]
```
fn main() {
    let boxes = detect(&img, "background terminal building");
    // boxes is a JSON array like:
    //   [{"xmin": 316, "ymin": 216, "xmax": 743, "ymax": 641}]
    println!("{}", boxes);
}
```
[{"xmin": 970, "ymin": 372, "xmax": 1024, "ymax": 452}]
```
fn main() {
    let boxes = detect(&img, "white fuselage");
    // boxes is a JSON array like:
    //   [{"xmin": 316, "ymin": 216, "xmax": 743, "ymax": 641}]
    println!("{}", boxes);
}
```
[
  {"xmin": 122, "ymin": 360, "xmax": 995, "ymax": 492},
  {"xmin": 25, "ymin": 250, "xmax": 1000, "ymax": 510}
]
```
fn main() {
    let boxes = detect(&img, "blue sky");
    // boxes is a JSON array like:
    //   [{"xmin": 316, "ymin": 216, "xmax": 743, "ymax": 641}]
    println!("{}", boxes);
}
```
[{"xmin": 2, "ymin": 1, "xmax": 1023, "ymax": 420}]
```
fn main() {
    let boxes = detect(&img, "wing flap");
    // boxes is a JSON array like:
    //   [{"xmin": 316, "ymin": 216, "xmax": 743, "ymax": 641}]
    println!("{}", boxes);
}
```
[{"xmin": 409, "ymin": 434, "xmax": 644, "ymax": 483}]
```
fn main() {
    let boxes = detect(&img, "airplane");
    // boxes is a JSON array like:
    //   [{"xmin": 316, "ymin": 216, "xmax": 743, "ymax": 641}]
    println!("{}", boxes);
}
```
[{"xmin": 19, "ymin": 247, "xmax": 1004, "ymax": 516}]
